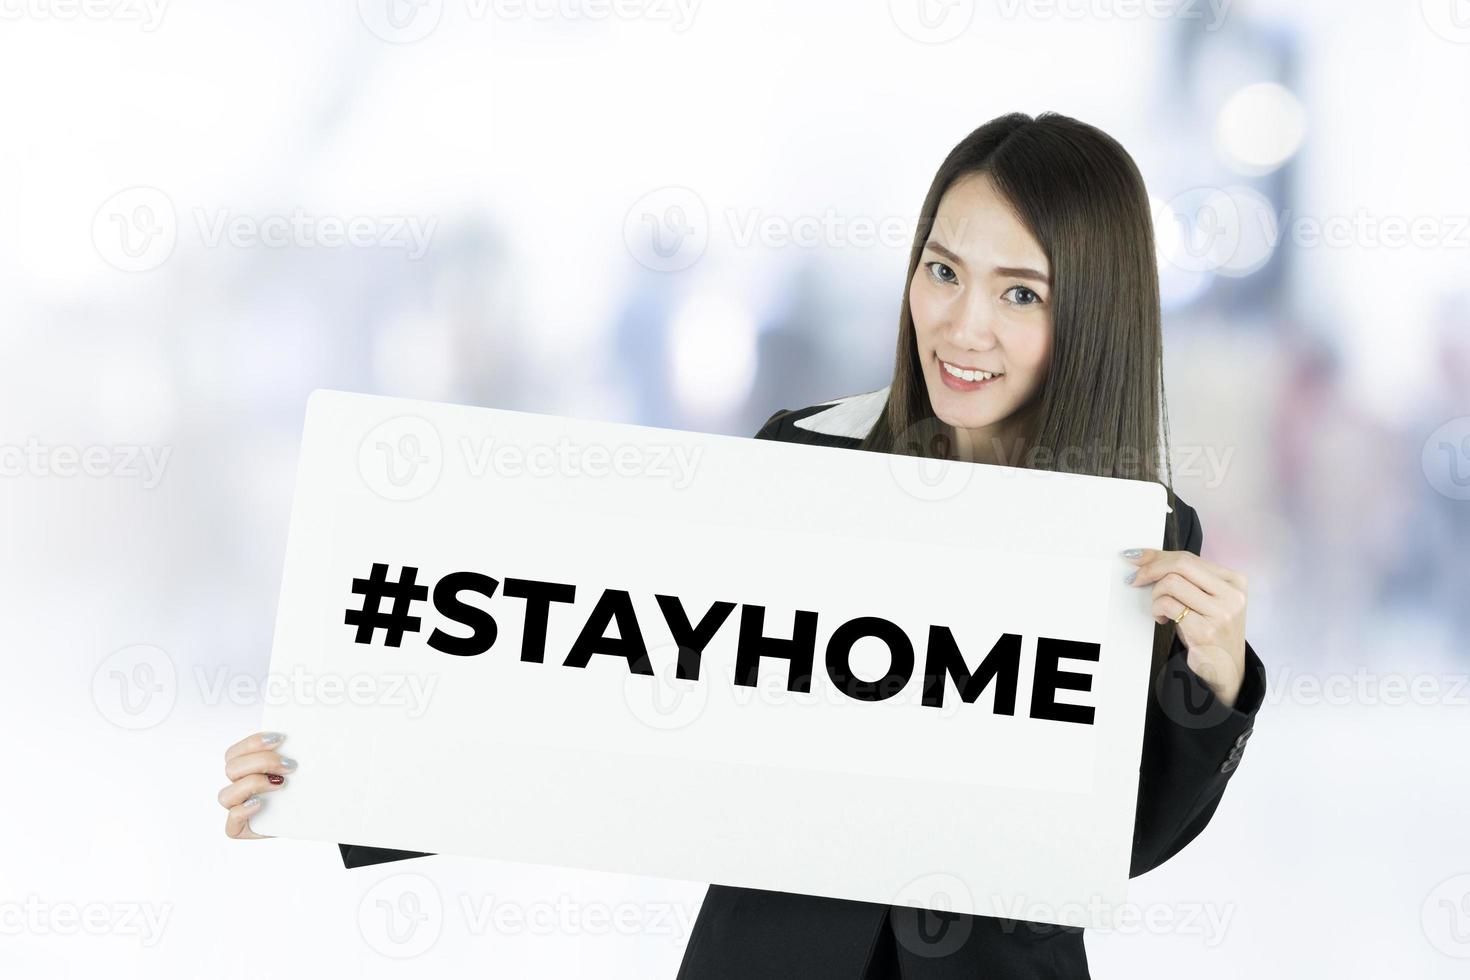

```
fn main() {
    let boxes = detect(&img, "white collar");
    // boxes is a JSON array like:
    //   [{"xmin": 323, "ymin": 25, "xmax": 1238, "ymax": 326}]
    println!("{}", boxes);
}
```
[{"xmin": 792, "ymin": 385, "xmax": 890, "ymax": 440}]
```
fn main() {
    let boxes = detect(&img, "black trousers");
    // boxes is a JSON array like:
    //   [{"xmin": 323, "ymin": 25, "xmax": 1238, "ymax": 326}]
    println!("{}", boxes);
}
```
[{"xmin": 862, "ymin": 911, "xmax": 902, "ymax": 979}]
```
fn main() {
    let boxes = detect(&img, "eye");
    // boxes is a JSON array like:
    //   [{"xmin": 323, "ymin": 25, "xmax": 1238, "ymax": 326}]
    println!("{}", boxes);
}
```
[
  {"xmin": 925, "ymin": 261, "xmax": 958, "ymax": 285},
  {"xmin": 1003, "ymin": 285, "xmax": 1043, "ymax": 306}
]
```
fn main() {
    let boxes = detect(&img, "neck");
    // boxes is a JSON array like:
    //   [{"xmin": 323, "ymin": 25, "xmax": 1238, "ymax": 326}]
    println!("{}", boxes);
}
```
[
  {"xmin": 951, "ymin": 404, "xmax": 1039, "ymax": 466},
  {"xmin": 954, "ymin": 429, "xmax": 1026, "ymax": 465}
]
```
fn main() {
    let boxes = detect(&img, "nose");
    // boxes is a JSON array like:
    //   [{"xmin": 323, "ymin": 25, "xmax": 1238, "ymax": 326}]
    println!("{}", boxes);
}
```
[{"xmin": 943, "ymin": 294, "xmax": 1000, "ymax": 351}]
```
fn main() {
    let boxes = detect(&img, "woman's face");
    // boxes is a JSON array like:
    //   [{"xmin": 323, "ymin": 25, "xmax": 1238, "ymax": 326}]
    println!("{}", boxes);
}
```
[{"xmin": 910, "ymin": 172, "xmax": 1053, "ymax": 448}]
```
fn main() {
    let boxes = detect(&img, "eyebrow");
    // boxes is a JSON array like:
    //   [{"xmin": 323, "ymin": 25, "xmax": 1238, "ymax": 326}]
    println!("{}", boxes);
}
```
[{"xmin": 922, "ymin": 241, "xmax": 1051, "ymax": 285}]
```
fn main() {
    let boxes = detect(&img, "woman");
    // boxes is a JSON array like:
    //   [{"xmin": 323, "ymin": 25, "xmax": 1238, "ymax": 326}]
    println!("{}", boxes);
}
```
[{"xmin": 219, "ymin": 111, "xmax": 1265, "ymax": 978}]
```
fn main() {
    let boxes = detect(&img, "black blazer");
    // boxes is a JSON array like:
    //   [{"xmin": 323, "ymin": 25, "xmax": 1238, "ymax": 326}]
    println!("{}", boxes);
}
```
[{"xmin": 338, "ymin": 392, "xmax": 1268, "ymax": 980}]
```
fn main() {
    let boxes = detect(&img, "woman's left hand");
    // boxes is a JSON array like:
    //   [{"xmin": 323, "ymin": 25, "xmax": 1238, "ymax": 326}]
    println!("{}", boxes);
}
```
[{"xmin": 1124, "ymin": 548, "xmax": 1248, "ymax": 708}]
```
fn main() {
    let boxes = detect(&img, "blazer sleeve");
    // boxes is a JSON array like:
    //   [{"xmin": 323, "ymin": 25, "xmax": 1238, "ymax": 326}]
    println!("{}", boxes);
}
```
[
  {"xmin": 754, "ymin": 408, "xmax": 788, "ymax": 441},
  {"xmin": 339, "ymin": 843, "xmax": 434, "ymax": 869},
  {"xmin": 1129, "ymin": 501, "xmax": 1266, "ymax": 878}
]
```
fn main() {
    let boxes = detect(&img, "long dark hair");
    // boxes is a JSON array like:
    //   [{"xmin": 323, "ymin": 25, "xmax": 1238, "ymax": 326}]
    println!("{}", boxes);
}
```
[{"xmin": 859, "ymin": 111, "xmax": 1184, "ymax": 672}]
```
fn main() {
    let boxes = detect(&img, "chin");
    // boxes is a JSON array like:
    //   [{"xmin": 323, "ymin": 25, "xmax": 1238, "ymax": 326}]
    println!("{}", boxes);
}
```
[
  {"xmin": 941, "ymin": 409, "xmax": 1002, "ymax": 430},
  {"xmin": 928, "ymin": 392, "xmax": 1000, "ymax": 430}
]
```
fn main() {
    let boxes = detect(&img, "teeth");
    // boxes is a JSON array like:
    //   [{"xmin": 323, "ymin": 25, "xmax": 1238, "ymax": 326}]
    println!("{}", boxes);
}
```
[{"xmin": 942, "ymin": 361, "xmax": 1002, "ymax": 382}]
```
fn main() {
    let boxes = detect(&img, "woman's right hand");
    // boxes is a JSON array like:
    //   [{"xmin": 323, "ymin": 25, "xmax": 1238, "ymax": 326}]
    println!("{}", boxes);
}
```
[{"xmin": 219, "ymin": 731, "xmax": 296, "ymax": 839}]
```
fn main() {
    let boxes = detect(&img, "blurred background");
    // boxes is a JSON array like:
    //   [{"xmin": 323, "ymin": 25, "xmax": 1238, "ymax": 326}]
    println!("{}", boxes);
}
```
[{"xmin": 2, "ymin": 1, "xmax": 1468, "ymax": 977}]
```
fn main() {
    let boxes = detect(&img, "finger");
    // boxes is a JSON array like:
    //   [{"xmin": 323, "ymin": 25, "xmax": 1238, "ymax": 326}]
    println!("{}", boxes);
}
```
[
  {"xmin": 217, "ymin": 772, "xmax": 287, "ymax": 810},
  {"xmin": 224, "ymin": 749, "xmax": 298, "ymax": 783},
  {"xmin": 1150, "ymin": 591, "xmax": 1195, "ymax": 626},
  {"xmin": 1150, "ymin": 570, "xmax": 1219, "ymax": 621},
  {"xmin": 224, "ymin": 797, "xmax": 271, "ymax": 840},
  {"xmin": 225, "ymin": 732, "xmax": 285, "ymax": 764},
  {"xmin": 1131, "ymin": 551, "xmax": 1233, "ymax": 599},
  {"xmin": 1181, "ymin": 553, "xmax": 1245, "ymax": 591},
  {"xmin": 1168, "ymin": 558, "xmax": 1239, "ymax": 603},
  {"xmin": 1125, "ymin": 545, "xmax": 1244, "ymax": 591}
]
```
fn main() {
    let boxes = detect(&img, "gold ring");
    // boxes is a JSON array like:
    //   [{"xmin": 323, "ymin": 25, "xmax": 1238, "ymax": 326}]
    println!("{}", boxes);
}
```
[{"xmin": 1173, "ymin": 607, "xmax": 1191, "ymax": 624}]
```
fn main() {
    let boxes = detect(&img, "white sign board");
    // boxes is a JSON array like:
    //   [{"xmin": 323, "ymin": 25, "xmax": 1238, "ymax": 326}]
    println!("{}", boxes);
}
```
[{"xmin": 254, "ymin": 390, "xmax": 1169, "ymax": 926}]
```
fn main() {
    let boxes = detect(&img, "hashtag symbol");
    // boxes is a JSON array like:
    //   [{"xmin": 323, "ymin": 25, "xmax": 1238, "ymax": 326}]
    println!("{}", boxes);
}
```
[{"xmin": 344, "ymin": 563, "xmax": 429, "ymax": 647}]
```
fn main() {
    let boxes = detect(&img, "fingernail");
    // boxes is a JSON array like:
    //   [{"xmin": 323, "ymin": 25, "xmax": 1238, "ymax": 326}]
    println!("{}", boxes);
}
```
[
  {"xmin": 260, "ymin": 732, "xmax": 284, "ymax": 746},
  {"xmin": 1120, "ymin": 548, "xmax": 1142, "ymax": 558},
  {"xmin": 1124, "ymin": 570, "xmax": 1138, "ymax": 584},
  {"xmin": 278, "ymin": 757, "xmax": 297, "ymax": 771},
  {"xmin": 267, "ymin": 774, "xmax": 284, "ymax": 785},
  {"xmin": 244, "ymin": 795, "xmax": 262, "ymax": 807}
]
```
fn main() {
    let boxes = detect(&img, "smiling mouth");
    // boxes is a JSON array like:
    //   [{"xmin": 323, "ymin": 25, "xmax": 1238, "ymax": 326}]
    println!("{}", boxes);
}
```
[
  {"xmin": 937, "ymin": 355, "xmax": 1004, "ymax": 390},
  {"xmin": 940, "ymin": 359, "xmax": 1003, "ymax": 382}
]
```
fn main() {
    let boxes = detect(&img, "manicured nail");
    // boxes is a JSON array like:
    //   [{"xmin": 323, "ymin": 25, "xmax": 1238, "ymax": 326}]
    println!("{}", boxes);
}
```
[
  {"xmin": 1120, "ymin": 548, "xmax": 1142, "ymax": 558},
  {"xmin": 1124, "ymin": 570, "xmax": 1138, "ymax": 584},
  {"xmin": 244, "ymin": 795, "xmax": 262, "ymax": 807},
  {"xmin": 267, "ymin": 774, "xmax": 284, "ymax": 785},
  {"xmin": 260, "ymin": 732, "xmax": 284, "ymax": 746},
  {"xmin": 278, "ymin": 756, "xmax": 297, "ymax": 771}
]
